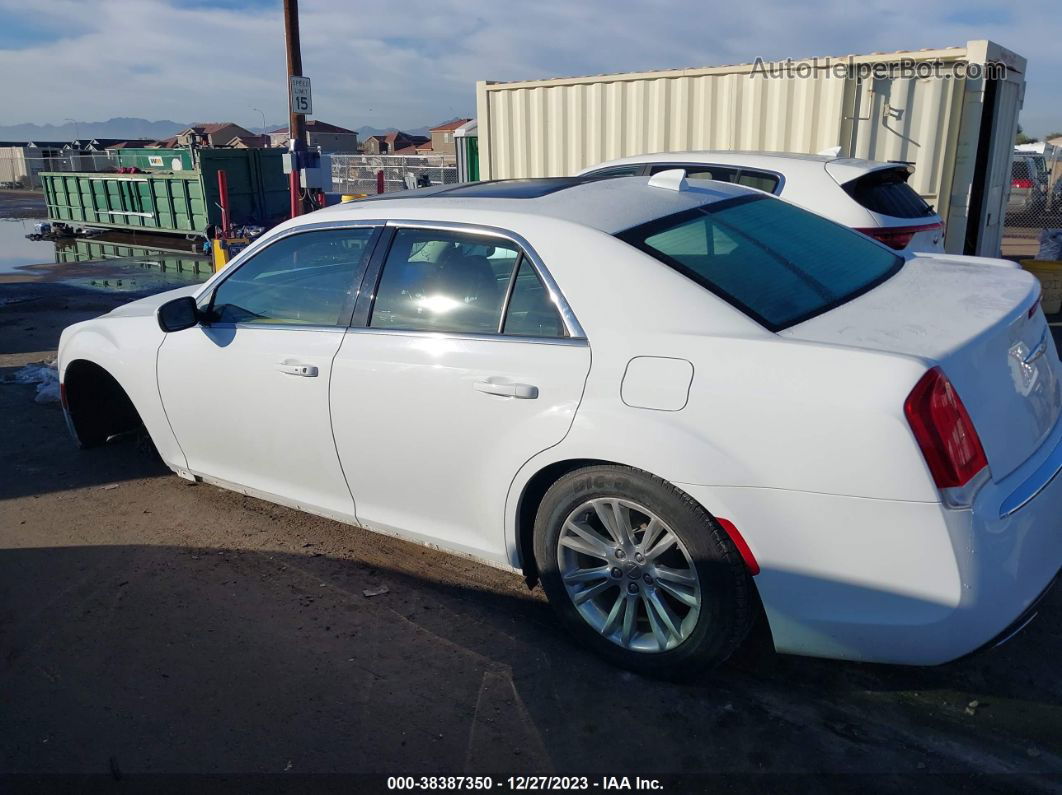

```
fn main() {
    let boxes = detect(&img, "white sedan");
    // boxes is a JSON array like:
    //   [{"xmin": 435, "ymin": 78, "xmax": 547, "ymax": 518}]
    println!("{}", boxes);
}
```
[
  {"xmin": 58, "ymin": 173, "xmax": 1061, "ymax": 678},
  {"xmin": 580, "ymin": 150, "xmax": 946, "ymax": 255}
]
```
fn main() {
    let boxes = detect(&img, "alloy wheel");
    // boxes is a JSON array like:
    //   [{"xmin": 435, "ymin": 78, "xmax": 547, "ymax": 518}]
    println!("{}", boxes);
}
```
[{"xmin": 556, "ymin": 498, "xmax": 702, "ymax": 653}]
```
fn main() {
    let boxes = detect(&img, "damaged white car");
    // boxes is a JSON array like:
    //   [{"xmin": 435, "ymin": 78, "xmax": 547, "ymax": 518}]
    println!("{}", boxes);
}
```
[{"xmin": 59, "ymin": 173, "xmax": 1062, "ymax": 677}]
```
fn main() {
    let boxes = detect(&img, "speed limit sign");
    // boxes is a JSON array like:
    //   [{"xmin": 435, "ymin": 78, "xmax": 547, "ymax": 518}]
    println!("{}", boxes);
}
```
[{"xmin": 290, "ymin": 76, "xmax": 312, "ymax": 115}]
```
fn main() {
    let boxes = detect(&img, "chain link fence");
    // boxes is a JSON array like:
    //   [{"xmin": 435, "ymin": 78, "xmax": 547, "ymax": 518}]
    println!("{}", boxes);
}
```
[
  {"xmin": 1001, "ymin": 147, "xmax": 1062, "ymax": 261},
  {"xmin": 0, "ymin": 151, "xmax": 118, "ymax": 189},
  {"xmin": 330, "ymin": 154, "xmax": 458, "ymax": 195}
]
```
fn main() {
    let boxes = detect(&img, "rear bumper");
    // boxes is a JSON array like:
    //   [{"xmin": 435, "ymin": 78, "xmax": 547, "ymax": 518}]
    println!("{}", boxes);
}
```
[
  {"xmin": 681, "ymin": 425, "xmax": 1062, "ymax": 665},
  {"xmin": 966, "ymin": 570, "xmax": 1059, "ymax": 657}
]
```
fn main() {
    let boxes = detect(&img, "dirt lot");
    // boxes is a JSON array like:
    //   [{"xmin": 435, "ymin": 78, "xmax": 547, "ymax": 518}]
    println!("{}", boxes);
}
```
[{"xmin": 1, "ymin": 241, "xmax": 1061, "ymax": 792}]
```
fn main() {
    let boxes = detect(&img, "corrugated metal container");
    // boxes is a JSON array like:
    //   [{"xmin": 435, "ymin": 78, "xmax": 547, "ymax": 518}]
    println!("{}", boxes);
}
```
[
  {"xmin": 40, "ymin": 149, "xmax": 290, "ymax": 236},
  {"xmin": 476, "ymin": 40, "xmax": 1026, "ymax": 256}
]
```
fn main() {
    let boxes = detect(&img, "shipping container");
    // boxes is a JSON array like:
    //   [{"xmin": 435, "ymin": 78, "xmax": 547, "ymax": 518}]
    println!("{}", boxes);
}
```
[
  {"xmin": 40, "ymin": 148, "xmax": 290, "ymax": 236},
  {"xmin": 476, "ymin": 41, "xmax": 1026, "ymax": 256}
]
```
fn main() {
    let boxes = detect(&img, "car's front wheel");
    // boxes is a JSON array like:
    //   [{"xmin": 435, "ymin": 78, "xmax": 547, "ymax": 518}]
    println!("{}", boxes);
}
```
[{"xmin": 534, "ymin": 465, "xmax": 754, "ymax": 678}]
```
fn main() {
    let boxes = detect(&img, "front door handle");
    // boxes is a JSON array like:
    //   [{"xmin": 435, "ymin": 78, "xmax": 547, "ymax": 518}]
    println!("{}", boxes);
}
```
[
  {"xmin": 276, "ymin": 362, "xmax": 319, "ymax": 377},
  {"xmin": 474, "ymin": 380, "xmax": 539, "ymax": 399}
]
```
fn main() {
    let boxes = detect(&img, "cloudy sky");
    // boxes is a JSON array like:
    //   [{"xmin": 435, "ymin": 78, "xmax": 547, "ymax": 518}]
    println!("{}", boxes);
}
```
[{"xmin": 0, "ymin": 0, "xmax": 1058, "ymax": 136}]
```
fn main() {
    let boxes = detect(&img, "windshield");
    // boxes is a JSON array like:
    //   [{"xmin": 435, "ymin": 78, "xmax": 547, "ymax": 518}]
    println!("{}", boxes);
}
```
[{"xmin": 616, "ymin": 195, "xmax": 903, "ymax": 331}]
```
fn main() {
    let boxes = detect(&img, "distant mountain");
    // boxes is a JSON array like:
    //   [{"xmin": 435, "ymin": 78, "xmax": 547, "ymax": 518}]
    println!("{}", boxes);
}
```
[
  {"xmin": 249, "ymin": 124, "xmax": 287, "ymax": 134},
  {"xmin": 0, "ymin": 117, "xmax": 187, "ymax": 142}
]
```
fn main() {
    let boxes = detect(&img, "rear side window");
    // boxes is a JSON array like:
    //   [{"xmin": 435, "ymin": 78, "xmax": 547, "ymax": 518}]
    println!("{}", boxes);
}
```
[
  {"xmin": 617, "ymin": 196, "xmax": 902, "ymax": 331},
  {"xmin": 842, "ymin": 167, "xmax": 934, "ymax": 219},
  {"xmin": 502, "ymin": 259, "xmax": 565, "ymax": 338},
  {"xmin": 368, "ymin": 228, "xmax": 566, "ymax": 338},
  {"xmin": 586, "ymin": 165, "xmax": 644, "ymax": 178},
  {"xmin": 735, "ymin": 171, "xmax": 780, "ymax": 193},
  {"xmin": 650, "ymin": 164, "xmax": 738, "ymax": 183},
  {"xmin": 370, "ymin": 229, "xmax": 519, "ymax": 334},
  {"xmin": 649, "ymin": 164, "xmax": 779, "ymax": 193}
]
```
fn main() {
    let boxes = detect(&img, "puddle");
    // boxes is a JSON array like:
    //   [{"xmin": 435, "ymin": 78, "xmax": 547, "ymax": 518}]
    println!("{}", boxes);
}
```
[
  {"xmin": 0, "ymin": 218, "xmax": 56, "ymax": 273},
  {"xmin": 0, "ymin": 218, "xmax": 213, "ymax": 292}
]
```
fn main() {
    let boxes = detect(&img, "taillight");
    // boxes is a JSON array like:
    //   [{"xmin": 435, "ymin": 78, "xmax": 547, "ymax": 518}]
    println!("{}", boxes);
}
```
[
  {"xmin": 855, "ymin": 222, "xmax": 943, "ymax": 251},
  {"xmin": 1012, "ymin": 178, "xmax": 1034, "ymax": 189},
  {"xmin": 904, "ymin": 367, "xmax": 988, "ymax": 489}
]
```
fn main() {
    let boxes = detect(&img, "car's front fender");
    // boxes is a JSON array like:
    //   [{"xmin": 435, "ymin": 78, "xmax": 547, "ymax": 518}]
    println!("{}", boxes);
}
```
[{"xmin": 59, "ymin": 317, "xmax": 188, "ymax": 471}]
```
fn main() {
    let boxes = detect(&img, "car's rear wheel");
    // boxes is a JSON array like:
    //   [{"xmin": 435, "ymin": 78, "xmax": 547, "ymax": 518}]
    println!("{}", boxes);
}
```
[{"xmin": 534, "ymin": 465, "xmax": 754, "ymax": 678}]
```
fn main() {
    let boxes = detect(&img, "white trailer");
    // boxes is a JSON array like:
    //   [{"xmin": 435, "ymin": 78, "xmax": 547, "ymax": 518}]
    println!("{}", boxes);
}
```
[{"xmin": 476, "ymin": 41, "xmax": 1025, "ymax": 257}]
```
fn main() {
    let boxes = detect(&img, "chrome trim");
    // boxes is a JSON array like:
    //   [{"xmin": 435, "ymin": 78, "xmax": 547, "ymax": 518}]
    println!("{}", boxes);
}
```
[
  {"xmin": 999, "ymin": 436, "xmax": 1062, "ymax": 518},
  {"xmin": 203, "ymin": 323, "xmax": 346, "ymax": 334},
  {"xmin": 383, "ymin": 218, "xmax": 587, "ymax": 339},
  {"xmin": 343, "ymin": 326, "xmax": 589, "ymax": 347}
]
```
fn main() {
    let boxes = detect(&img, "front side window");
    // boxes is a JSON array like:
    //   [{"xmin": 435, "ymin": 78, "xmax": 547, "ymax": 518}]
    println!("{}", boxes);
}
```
[
  {"xmin": 210, "ymin": 228, "xmax": 377, "ymax": 326},
  {"xmin": 370, "ymin": 229, "xmax": 520, "ymax": 334},
  {"xmin": 618, "ymin": 196, "xmax": 902, "ymax": 331}
]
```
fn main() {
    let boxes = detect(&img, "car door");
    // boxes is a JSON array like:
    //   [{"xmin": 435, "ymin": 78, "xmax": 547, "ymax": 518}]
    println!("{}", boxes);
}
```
[
  {"xmin": 330, "ymin": 223, "xmax": 591, "ymax": 563},
  {"xmin": 157, "ymin": 224, "xmax": 381, "ymax": 520}
]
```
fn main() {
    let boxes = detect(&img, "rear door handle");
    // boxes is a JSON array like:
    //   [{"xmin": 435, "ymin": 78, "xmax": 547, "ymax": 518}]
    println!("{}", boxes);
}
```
[
  {"xmin": 276, "ymin": 362, "xmax": 319, "ymax": 377},
  {"xmin": 474, "ymin": 380, "xmax": 539, "ymax": 399}
]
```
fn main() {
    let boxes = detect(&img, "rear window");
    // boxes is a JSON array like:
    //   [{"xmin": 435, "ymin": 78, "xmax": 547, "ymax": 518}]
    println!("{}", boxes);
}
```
[
  {"xmin": 842, "ymin": 167, "xmax": 934, "ymax": 219},
  {"xmin": 617, "ymin": 195, "xmax": 902, "ymax": 331},
  {"xmin": 1012, "ymin": 161, "xmax": 1031, "ymax": 180}
]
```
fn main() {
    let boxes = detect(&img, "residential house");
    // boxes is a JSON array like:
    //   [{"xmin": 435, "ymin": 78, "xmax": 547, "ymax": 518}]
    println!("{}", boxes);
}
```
[
  {"xmin": 268, "ymin": 120, "xmax": 359, "ymax": 152},
  {"xmin": 428, "ymin": 119, "xmax": 472, "ymax": 158},
  {"xmin": 222, "ymin": 134, "xmax": 271, "ymax": 149},
  {"xmin": 361, "ymin": 130, "xmax": 429, "ymax": 155},
  {"xmin": 174, "ymin": 122, "xmax": 257, "ymax": 148}
]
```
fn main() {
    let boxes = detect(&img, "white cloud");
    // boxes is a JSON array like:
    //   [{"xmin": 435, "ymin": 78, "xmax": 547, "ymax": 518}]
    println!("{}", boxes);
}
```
[{"xmin": 0, "ymin": 0, "xmax": 1058, "ymax": 135}]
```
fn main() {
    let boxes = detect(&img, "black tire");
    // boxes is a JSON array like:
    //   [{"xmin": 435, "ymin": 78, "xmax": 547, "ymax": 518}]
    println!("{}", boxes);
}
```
[{"xmin": 534, "ymin": 464, "xmax": 754, "ymax": 679}]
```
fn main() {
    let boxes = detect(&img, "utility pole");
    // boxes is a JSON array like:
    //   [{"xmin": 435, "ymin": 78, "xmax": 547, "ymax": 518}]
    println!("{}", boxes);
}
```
[{"xmin": 283, "ymin": 0, "xmax": 306, "ymax": 217}]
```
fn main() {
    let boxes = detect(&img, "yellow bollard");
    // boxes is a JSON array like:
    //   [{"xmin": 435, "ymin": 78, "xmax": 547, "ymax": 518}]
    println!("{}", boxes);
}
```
[
  {"xmin": 1020, "ymin": 260, "xmax": 1062, "ymax": 316},
  {"xmin": 212, "ymin": 238, "xmax": 230, "ymax": 272},
  {"xmin": 211, "ymin": 238, "xmax": 250, "ymax": 273}
]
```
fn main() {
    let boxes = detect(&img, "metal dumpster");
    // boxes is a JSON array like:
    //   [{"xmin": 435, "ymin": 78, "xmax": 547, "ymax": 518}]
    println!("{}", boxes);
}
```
[{"xmin": 40, "ymin": 149, "xmax": 290, "ymax": 237}]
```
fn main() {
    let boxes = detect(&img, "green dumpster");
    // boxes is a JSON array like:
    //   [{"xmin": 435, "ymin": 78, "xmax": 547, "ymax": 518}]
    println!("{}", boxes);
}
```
[{"xmin": 41, "ymin": 149, "xmax": 290, "ymax": 237}]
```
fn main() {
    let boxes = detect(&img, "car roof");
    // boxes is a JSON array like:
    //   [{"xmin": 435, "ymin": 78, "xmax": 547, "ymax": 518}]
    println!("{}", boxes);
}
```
[
  {"xmin": 313, "ymin": 175, "xmax": 757, "ymax": 234},
  {"xmin": 581, "ymin": 150, "xmax": 904, "ymax": 184}
]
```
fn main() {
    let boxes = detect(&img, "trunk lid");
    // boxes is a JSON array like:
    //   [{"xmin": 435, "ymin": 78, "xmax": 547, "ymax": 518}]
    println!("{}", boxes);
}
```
[{"xmin": 781, "ymin": 256, "xmax": 1062, "ymax": 480}]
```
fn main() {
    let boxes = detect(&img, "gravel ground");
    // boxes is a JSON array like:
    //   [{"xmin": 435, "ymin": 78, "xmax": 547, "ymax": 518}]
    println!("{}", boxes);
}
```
[{"xmin": 0, "ymin": 247, "xmax": 1060, "ymax": 792}]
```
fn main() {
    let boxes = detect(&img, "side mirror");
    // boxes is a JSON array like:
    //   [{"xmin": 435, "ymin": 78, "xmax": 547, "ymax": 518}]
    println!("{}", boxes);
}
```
[{"xmin": 157, "ymin": 296, "xmax": 201, "ymax": 333}]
